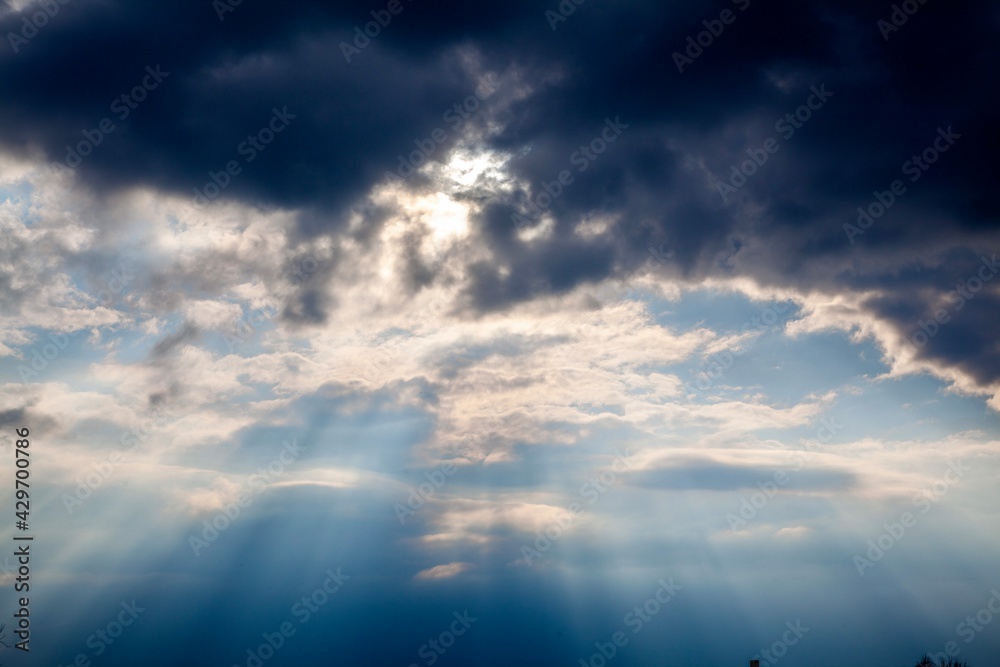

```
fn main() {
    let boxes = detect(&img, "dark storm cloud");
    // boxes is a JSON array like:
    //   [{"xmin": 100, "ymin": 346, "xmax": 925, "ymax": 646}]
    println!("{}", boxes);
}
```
[
  {"xmin": 864, "ymin": 267, "xmax": 1000, "ymax": 386},
  {"xmin": 466, "ymin": 0, "xmax": 1000, "ymax": 391},
  {"xmin": 1, "ymin": 0, "xmax": 998, "ymax": 390},
  {"xmin": 0, "ymin": 0, "xmax": 537, "ymax": 221}
]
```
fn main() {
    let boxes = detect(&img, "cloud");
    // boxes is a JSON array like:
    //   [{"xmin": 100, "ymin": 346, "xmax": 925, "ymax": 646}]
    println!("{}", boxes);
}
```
[
  {"xmin": 0, "ymin": 0, "xmax": 997, "ymax": 402},
  {"xmin": 1, "ymin": 4, "xmax": 1000, "ymax": 663},
  {"xmin": 628, "ymin": 458, "xmax": 856, "ymax": 493},
  {"xmin": 414, "ymin": 561, "xmax": 472, "ymax": 580}
]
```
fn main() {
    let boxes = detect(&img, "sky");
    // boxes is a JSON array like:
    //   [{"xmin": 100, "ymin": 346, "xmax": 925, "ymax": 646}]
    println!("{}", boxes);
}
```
[{"xmin": 0, "ymin": 1, "xmax": 999, "ymax": 666}]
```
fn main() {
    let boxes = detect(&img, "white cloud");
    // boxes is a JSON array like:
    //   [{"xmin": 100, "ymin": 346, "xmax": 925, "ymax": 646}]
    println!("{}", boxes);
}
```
[{"xmin": 414, "ymin": 562, "xmax": 473, "ymax": 580}]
